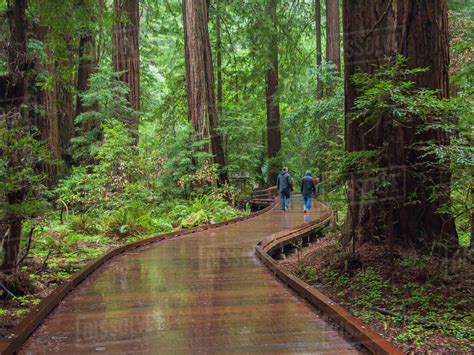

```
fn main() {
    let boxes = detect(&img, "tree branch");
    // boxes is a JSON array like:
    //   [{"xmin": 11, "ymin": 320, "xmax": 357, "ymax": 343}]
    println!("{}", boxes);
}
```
[
  {"xmin": 16, "ymin": 227, "xmax": 34, "ymax": 267},
  {"xmin": 363, "ymin": 0, "xmax": 393, "ymax": 39}
]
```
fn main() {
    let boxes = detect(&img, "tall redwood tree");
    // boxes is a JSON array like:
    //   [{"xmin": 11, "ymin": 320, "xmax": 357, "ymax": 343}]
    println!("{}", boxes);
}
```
[
  {"xmin": 216, "ymin": 0, "xmax": 223, "ymax": 116},
  {"xmin": 54, "ymin": 34, "xmax": 76, "ymax": 169},
  {"xmin": 0, "ymin": 0, "xmax": 29, "ymax": 273},
  {"xmin": 57, "ymin": 79, "xmax": 75, "ymax": 167},
  {"xmin": 265, "ymin": 0, "xmax": 282, "ymax": 184},
  {"xmin": 33, "ymin": 25, "xmax": 61, "ymax": 184},
  {"xmin": 182, "ymin": 0, "xmax": 227, "ymax": 184},
  {"xmin": 326, "ymin": 0, "xmax": 340, "ymax": 72},
  {"xmin": 112, "ymin": 0, "xmax": 140, "ymax": 136},
  {"xmin": 76, "ymin": 34, "xmax": 97, "ymax": 118},
  {"xmin": 343, "ymin": 0, "xmax": 458, "ymax": 251},
  {"xmin": 314, "ymin": 0, "xmax": 323, "ymax": 98}
]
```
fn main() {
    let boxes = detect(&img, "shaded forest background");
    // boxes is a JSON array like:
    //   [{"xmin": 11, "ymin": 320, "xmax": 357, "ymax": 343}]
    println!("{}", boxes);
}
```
[
  {"xmin": 0, "ymin": 0, "xmax": 472, "ymax": 276},
  {"xmin": 0, "ymin": 0, "xmax": 473, "ymax": 350}
]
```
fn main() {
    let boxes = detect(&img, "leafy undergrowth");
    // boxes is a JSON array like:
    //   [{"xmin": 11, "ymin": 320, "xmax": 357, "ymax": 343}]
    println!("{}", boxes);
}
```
[
  {"xmin": 0, "ymin": 194, "xmax": 249, "ymax": 338},
  {"xmin": 282, "ymin": 237, "xmax": 473, "ymax": 353}
]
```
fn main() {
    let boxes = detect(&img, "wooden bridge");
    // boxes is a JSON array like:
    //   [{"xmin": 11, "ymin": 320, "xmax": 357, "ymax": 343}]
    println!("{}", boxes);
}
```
[{"xmin": 3, "ymin": 191, "xmax": 401, "ymax": 354}]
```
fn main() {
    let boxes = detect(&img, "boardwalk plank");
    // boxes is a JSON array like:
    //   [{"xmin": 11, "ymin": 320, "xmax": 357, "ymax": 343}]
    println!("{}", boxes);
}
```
[{"xmin": 21, "ymin": 197, "xmax": 360, "ymax": 354}]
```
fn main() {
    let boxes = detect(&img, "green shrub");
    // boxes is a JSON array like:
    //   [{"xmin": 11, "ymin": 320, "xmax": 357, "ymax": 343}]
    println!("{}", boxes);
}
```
[
  {"xmin": 55, "ymin": 121, "xmax": 140, "ymax": 212},
  {"xmin": 34, "ymin": 225, "xmax": 77, "ymax": 254},
  {"xmin": 301, "ymin": 266, "xmax": 318, "ymax": 282},
  {"xmin": 169, "ymin": 194, "xmax": 248, "ymax": 228},
  {"xmin": 181, "ymin": 209, "xmax": 209, "ymax": 228},
  {"xmin": 68, "ymin": 213, "xmax": 100, "ymax": 235},
  {"xmin": 54, "ymin": 166, "xmax": 107, "ymax": 211},
  {"xmin": 0, "ymin": 117, "xmax": 52, "ymax": 217},
  {"xmin": 103, "ymin": 202, "xmax": 155, "ymax": 238}
]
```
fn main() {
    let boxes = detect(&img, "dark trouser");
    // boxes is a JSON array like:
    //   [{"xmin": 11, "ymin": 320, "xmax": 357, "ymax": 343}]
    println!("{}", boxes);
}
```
[
  {"xmin": 280, "ymin": 189, "xmax": 291, "ymax": 210},
  {"xmin": 302, "ymin": 193, "xmax": 312, "ymax": 211}
]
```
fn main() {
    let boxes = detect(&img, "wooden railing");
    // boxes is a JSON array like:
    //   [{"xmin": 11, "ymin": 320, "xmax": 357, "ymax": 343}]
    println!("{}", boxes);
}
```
[
  {"xmin": 249, "ymin": 186, "xmax": 278, "ymax": 211},
  {"xmin": 251, "ymin": 185, "xmax": 278, "ymax": 200},
  {"xmin": 259, "ymin": 210, "xmax": 333, "ymax": 257}
]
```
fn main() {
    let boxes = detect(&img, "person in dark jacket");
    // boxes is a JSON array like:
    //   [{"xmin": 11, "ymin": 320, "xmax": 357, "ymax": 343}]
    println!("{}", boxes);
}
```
[
  {"xmin": 300, "ymin": 171, "xmax": 316, "ymax": 213},
  {"xmin": 277, "ymin": 167, "xmax": 292, "ymax": 212}
]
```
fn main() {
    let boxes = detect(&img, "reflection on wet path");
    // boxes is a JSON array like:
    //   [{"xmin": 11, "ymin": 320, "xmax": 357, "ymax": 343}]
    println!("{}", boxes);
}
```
[{"xmin": 21, "ymin": 197, "xmax": 359, "ymax": 354}]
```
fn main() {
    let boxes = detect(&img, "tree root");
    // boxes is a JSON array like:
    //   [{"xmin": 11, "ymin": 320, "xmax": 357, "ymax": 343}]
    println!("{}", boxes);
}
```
[{"xmin": 0, "ymin": 282, "xmax": 15, "ymax": 298}]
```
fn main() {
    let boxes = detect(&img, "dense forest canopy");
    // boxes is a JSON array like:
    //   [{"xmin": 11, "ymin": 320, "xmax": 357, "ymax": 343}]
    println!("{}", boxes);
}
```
[{"xmin": 0, "ymin": 0, "xmax": 472, "ymax": 274}]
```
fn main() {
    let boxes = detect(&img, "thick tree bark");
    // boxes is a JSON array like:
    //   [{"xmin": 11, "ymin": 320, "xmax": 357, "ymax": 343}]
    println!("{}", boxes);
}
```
[
  {"xmin": 33, "ymin": 25, "xmax": 61, "ymax": 185},
  {"xmin": 216, "ymin": 0, "xmax": 223, "ymax": 116},
  {"xmin": 1, "ymin": 218, "xmax": 22, "ymax": 274},
  {"xmin": 0, "ymin": 0, "xmax": 29, "ymax": 274},
  {"xmin": 76, "ymin": 34, "xmax": 97, "ymax": 118},
  {"xmin": 2, "ymin": 0, "xmax": 28, "ymax": 110},
  {"xmin": 76, "ymin": 0, "xmax": 99, "ymax": 151},
  {"xmin": 112, "ymin": 0, "xmax": 140, "ymax": 136},
  {"xmin": 265, "ymin": 0, "xmax": 282, "ymax": 185},
  {"xmin": 326, "ymin": 0, "xmax": 341, "ymax": 72},
  {"xmin": 314, "ymin": 0, "xmax": 323, "ymax": 98},
  {"xmin": 58, "ymin": 36, "xmax": 76, "ymax": 167},
  {"xmin": 325, "ymin": 1, "xmax": 341, "ymax": 141},
  {"xmin": 182, "ymin": 0, "xmax": 227, "ymax": 184},
  {"xmin": 471, "ymin": 191, "xmax": 474, "ymax": 250},
  {"xmin": 343, "ymin": 0, "xmax": 458, "ymax": 252},
  {"xmin": 76, "ymin": 32, "xmax": 99, "ymax": 139},
  {"xmin": 57, "ymin": 83, "xmax": 75, "ymax": 167}
]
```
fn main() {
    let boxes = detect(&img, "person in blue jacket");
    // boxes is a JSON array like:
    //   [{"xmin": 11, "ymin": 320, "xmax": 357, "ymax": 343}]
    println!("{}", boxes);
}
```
[
  {"xmin": 300, "ymin": 171, "xmax": 316, "ymax": 213},
  {"xmin": 276, "ymin": 167, "xmax": 293, "ymax": 212}
]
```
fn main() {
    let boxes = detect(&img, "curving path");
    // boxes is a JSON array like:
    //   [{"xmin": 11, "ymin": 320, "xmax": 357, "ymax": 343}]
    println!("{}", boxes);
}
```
[{"xmin": 21, "ymin": 197, "xmax": 359, "ymax": 354}]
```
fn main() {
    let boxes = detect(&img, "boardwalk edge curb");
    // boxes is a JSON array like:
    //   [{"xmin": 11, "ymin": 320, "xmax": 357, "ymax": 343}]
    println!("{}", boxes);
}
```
[
  {"xmin": 0, "ymin": 194, "xmax": 277, "ymax": 355},
  {"xmin": 255, "ymin": 207, "xmax": 403, "ymax": 355}
]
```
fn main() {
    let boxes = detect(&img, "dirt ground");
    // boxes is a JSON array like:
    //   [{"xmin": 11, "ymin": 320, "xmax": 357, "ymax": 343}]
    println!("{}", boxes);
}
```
[{"xmin": 279, "ymin": 234, "xmax": 474, "ymax": 353}]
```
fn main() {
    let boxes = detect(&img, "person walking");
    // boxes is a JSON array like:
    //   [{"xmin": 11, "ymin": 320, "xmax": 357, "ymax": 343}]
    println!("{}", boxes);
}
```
[
  {"xmin": 300, "ymin": 170, "xmax": 316, "ymax": 213},
  {"xmin": 313, "ymin": 174, "xmax": 319, "ymax": 197},
  {"xmin": 277, "ymin": 167, "xmax": 292, "ymax": 212}
]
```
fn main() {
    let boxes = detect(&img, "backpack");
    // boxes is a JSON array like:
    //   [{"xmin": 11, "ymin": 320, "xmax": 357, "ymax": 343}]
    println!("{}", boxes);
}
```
[{"xmin": 287, "ymin": 175, "xmax": 294, "ymax": 190}]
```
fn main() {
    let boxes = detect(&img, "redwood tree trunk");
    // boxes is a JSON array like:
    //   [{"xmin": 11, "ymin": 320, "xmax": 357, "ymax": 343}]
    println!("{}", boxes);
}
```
[
  {"xmin": 76, "ymin": 32, "xmax": 99, "ymax": 140},
  {"xmin": 76, "ymin": 34, "xmax": 97, "ymax": 118},
  {"xmin": 265, "ymin": 0, "xmax": 282, "ymax": 185},
  {"xmin": 112, "ymin": 0, "xmax": 140, "ymax": 137},
  {"xmin": 216, "ymin": 0, "xmax": 223, "ymax": 116},
  {"xmin": 1, "ymin": 218, "xmax": 22, "ymax": 273},
  {"xmin": 76, "ymin": 0, "xmax": 100, "ymax": 151},
  {"xmin": 33, "ymin": 25, "xmax": 61, "ymax": 185},
  {"xmin": 326, "ymin": 0, "xmax": 341, "ymax": 72},
  {"xmin": 183, "ymin": 0, "xmax": 227, "ymax": 184},
  {"xmin": 471, "ymin": 191, "xmax": 473, "ymax": 250},
  {"xmin": 0, "ymin": 0, "xmax": 29, "ymax": 274},
  {"xmin": 2, "ymin": 0, "xmax": 28, "ymax": 110},
  {"xmin": 343, "ymin": 0, "xmax": 458, "ymax": 252},
  {"xmin": 314, "ymin": 0, "xmax": 323, "ymax": 98},
  {"xmin": 57, "ymin": 83, "xmax": 75, "ymax": 168}
]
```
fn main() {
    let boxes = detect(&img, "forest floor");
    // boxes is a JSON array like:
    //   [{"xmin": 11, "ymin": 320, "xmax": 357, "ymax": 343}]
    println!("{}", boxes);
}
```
[
  {"xmin": 280, "ymin": 233, "xmax": 474, "ymax": 353},
  {"xmin": 0, "ymin": 233, "xmax": 120, "ymax": 338},
  {"xmin": 0, "ymin": 197, "xmax": 249, "ymax": 338}
]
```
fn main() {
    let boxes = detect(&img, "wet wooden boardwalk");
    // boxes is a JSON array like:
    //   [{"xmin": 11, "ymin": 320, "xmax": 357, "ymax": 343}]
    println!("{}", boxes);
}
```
[{"xmin": 22, "ymin": 197, "xmax": 359, "ymax": 354}]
